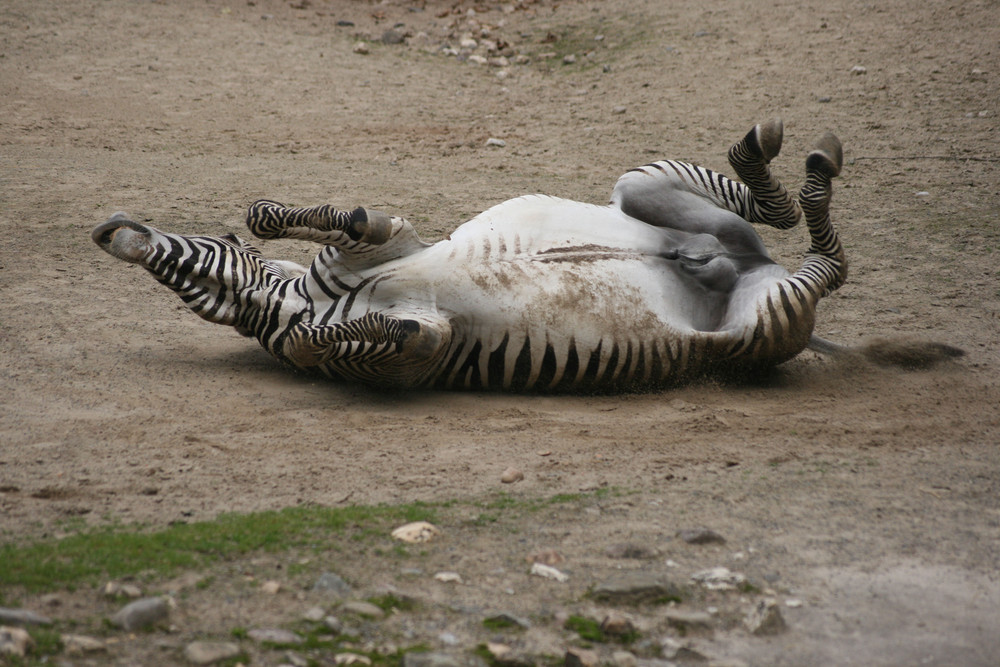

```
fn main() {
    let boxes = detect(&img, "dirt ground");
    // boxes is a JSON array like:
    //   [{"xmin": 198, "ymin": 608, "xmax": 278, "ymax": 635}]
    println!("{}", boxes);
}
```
[{"xmin": 1, "ymin": 0, "xmax": 999, "ymax": 665}]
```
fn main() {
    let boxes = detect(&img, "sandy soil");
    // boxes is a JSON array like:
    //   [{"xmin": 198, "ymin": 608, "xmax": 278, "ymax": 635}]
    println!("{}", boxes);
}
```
[{"xmin": 1, "ymin": 0, "xmax": 999, "ymax": 664}]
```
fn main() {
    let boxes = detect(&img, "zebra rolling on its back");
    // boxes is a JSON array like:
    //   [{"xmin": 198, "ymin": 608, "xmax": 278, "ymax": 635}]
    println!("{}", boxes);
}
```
[{"xmin": 94, "ymin": 120, "xmax": 932, "ymax": 392}]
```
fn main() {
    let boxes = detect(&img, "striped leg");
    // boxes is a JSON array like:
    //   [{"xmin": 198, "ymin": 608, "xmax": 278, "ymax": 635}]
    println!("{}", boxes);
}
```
[
  {"xmin": 796, "ymin": 132, "xmax": 847, "ymax": 296},
  {"xmin": 725, "ymin": 119, "xmax": 802, "ymax": 229},
  {"xmin": 246, "ymin": 200, "xmax": 429, "ymax": 269},
  {"xmin": 281, "ymin": 311, "xmax": 449, "ymax": 385}
]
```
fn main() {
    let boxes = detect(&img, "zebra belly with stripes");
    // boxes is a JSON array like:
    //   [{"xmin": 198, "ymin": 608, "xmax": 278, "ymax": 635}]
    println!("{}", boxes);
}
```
[{"xmin": 92, "ymin": 120, "xmax": 847, "ymax": 393}]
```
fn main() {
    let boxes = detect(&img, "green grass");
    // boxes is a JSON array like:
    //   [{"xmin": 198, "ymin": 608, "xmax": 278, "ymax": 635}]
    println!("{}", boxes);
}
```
[
  {"xmin": 0, "ymin": 503, "xmax": 437, "ymax": 593},
  {"xmin": 0, "ymin": 490, "xmax": 614, "ymax": 595}
]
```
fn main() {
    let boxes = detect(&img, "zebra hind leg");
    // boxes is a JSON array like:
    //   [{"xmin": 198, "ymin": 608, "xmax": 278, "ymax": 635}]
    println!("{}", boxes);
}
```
[
  {"xmin": 797, "ymin": 132, "xmax": 847, "ymax": 296},
  {"xmin": 726, "ymin": 119, "xmax": 802, "ymax": 230}
]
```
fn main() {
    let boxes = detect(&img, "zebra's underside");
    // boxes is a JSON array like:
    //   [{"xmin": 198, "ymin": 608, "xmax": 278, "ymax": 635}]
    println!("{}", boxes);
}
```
[{"xmin": 93, "ymin": 120, "xmax": 856, "ymax": 392}]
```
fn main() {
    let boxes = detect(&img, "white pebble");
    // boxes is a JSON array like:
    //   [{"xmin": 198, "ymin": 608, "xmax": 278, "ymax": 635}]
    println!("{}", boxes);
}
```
[
  {"xmin": 486, "ymin": 137, "xmax": 507, "ymax": 148},
  {"xmin": 530, "ymin": 562, "xmax": 569, "ymax": 582}
]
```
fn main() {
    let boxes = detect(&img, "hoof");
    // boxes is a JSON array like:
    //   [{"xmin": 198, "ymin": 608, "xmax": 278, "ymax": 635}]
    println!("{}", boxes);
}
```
[
  {"xmin": 755, "ymin": 118, "xmax": 784, "ymax": 163},
  {"xmin": 806, "ymin": 132, "xmax": 843, "ymax": 178}
]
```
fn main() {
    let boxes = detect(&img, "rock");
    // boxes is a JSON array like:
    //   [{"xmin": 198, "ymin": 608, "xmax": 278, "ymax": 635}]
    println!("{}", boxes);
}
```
[
  {"xmin": 341, "ymin": 600, "xmax": 385, "ymax": 619},
  {"xmin": 391, "ymin": 521, "xmax": 441, "ymax": 543},
  {"xmin": 526, "ymin": 548, "xmax": 564, "ymax": 565},
  {"xmin": 600, "ymin": 613, "xmax": 636, "ymax": 637},
  {"xmin": 663, "ymin": 609, "xmax": 713, "ymax": 631},
  {"xmin": 312, "ymin": 572, "xmax": 352, "ymax": 595},
  {"xmin": 744, "ymin": 599, "xmax": 786, "ymax": 635},
  {"xmin": 612, "ymin": 651, "xmax": 637, "ymax": 667},
  {"xmin": 335, "ymin": 653, "xmax": 373, "ymax": 665},
  {"xmin": 529, "ymin": 562, "xmax": 568, "ymax": 582},
  {"xmin": 500, "ymin": 466, "xmax": 523, "ymax": 482},
  {"xmin": 564, "ymin": 647, "xmax": 599, "ymax": 667},
  {"xmin": 110, "ymin": 596, "xmax": 169, "ymax": 631},
  {"xmin": 183, "ymin": 641, "xmax": 242, "ymax": 665},
  {"xmin": 248, "ymin": 628, "xmax": 303, "ymax": 644},
  {"xmin": 677, "ymin": 528, "xmax": 726, "ymax": 545},
  {"xmin": 353, "ymin": 42, "xmax": 370, "ymax": 55},
  {"xmin": 563, "ymin": 54, "xmax": 577, "ymax": 64},
  {"xmin": 612, "ymin": 106, "xmax": 627, "ymax": 114},
  {"xmin": 402, "ymin": 652, "xmax": 489, "ymax": 667},
  {"xmin": 302, "ymin": 606, "xmax": 326, "ymax": 622},
  {"xmin": 0, "ymin": 626, "xmax": 33, "ymax": 657},
  {"xmin": 0, "ymin": 608, "xmax": 52, "ymax": 626},
  {"xmin": 381, "ymin": 29, "xmax": 406, "ymax": 45},
  {"xmin": 261, "ymin": 580, "xmax": 281, "ymax": 594},
  {"xmin": 591, "ymin": 572, "xmax": 682, "ymax": 604},
  {"xmin": 62, "ymin": 634, "xmax": 106, "ymax": 655},
  {"xmin": 604, "ymin": 543, "xmax": 657, "ymax": 559},
  {"xmin": 690, "ymin": 567, "xmax": 745, "ymax": 591},
  {"xmin": 486, "ymin": 138, "xmax": 507, "ymax": 148},
  {"xmin": 850, "ymin": 65, "xmax": 867, "ymax": 75},
  {"xmin": 660, "ymin": 638, "xmax": 709, "ymax": 662},
  {"xmin": 434, "ymin": 571, "xmax": 463, "ymax": 583},
  {"xmin": 324, "ymin": 616, "xmax": 343, "ymax": 633}
]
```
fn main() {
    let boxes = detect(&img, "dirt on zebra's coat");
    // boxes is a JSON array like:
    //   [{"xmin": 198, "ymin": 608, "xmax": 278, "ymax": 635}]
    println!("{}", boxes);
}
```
[{"xmin": 91, "ymin": 120, "xmax": 959, "ymax": 392}]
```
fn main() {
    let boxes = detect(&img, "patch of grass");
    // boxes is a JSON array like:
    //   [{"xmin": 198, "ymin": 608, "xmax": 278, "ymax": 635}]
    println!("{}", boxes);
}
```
[
  {"xmin": 368, "ymin": 592, "xmax": 417, "ymax": 614},
  {"xmin": 0, "ymin": 503, "xmax": 437, "ymax": 593},
  {"xmin": 564, "ymin": 615, "xmax": 604, "ymax": 642}
]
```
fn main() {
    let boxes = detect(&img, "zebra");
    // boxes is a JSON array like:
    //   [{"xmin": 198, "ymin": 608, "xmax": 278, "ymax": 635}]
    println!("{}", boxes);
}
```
[{"xmin": 91, "ymin": 120, "xmax": 958, "ymax": 392}]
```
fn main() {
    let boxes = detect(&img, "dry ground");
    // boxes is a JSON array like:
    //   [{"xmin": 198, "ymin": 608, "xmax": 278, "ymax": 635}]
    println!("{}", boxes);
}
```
[{"xmin": 1, "ymin": 0, "xmax": 999, "ymax": 665}]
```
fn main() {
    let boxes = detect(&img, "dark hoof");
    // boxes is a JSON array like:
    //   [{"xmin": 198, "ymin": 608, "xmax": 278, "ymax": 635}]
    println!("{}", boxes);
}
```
[
  {"xmin": 806, "ymin": 132, "xmax": 843, "ymax": 178},
  {"xmin": 755, "ymin": 118, "xmax": 784, "ymax": 162}
]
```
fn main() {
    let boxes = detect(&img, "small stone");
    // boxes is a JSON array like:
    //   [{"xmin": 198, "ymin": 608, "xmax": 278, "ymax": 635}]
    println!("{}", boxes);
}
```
[
  {"xmin": 286, "ymin": 651, "xmax": 310, "ymax": 667},
  {"xmin": 312, "ymin": 572, "xmax": 352, "ymax": 595},
  {"xmin": 612, "ymin": 106, "xmax": 627, "ymax": 114},
  {"xmin": 564, "ymin": 647, "xmax": 599, "ymax": 667},
  {"xmin": 600, "ymin": 613, "xmax": 635, "ymax": 637},
  {"xmin": 62, "ymin": 634, "xmax": 106, "ymax": 655},
  {"xmin": 335, "ymin": 653, "xmax": 373, "ymax": 665},
  {"xmin": 303, "ymin": 606, "xmax": 326, "ymax": 622},
  {"xmin": 745, "ymin": 599, "xmax": 786, "ymax": 635},
  {"xmin": 591, "ymin": 572, "xmax": 681, "ymax": 603},
  {"xmin": 391, "ymin": 521, "xmax": 441, "ymax": 543},
  {"xmin": 110, "ymin": 597, "xmax": 169, "ymax": 631},
  {"xmin": 915, "ymin": 191, "xmax": 930, "ymax": 197},
  {"xmin": 526, "ymin": 548, "xmax": 564, "ymax": 565},
  {"xmin": 468, "ymin": 54, "xmax": 489, "ymax": 65},
  {"xmin": 119, "ymin": 583, "xmax": 143, "ymax": 598},
  {"xmin": 784, "ymin": 598, "xmax": 804, "ymax": 608},
  {"xmin": 261, "ymin": 580, "xmax": 281, "ymax": 594},
  {"xmin": 341, "ymin": 601, "xmax": 385, "ymax": 619},
  {"xmin": 459, "ymin": 37, "xmax": 478, "ymax": 50},
  {"xmin": 0, "ymin": 608, "xmax": 52, "ymax": 626},
  {"xmin": 324, "ymin": 616, "xmax": 343, "ymax": 633},
  {"xmin": 353, "ymin": 42, "xmax": 370, "ymax": 55},
  {"xmin": 612, "ymin": 651, "xmax": 637, "ymax": 667},
  {"xmin": 486, "ymin": 138, "xmax": 507, "ymax": 148},
  {"xmin": 529, "ymin": 562, "xmax": 568, "ymax": 582},
  {"xmin": 381, "ymin": 29, "xmax": 406, "ymax": 45},
  {"xmin": 691, "ymin": 567, "xmax": 745, "ymax": 591},
  {"xmin": 563, "ymin": 54, "xmax": 577, "ymax": 64},
  {"xmin": 487, "ymin": 642, "xmax": 511, "ymax": 659},
  {"xmin": 818, "ymin": 95, "xmax": 832, "ymax": 103},
  {"xmin": 434, "ymin": 571, "xmax": 463, "ymax": 583},
  {"xmin": 660, "ymin": 638, "xmax": 709, "ymax": 662},
  {"xmin": 0, "ymin": 626, "xmax": 33, "ymax": 658},
  {"xmin": 183, "ymin": 641, "xmax": 241, "ymax": 665},
  {"xmin": 248, "ymin": 628, "xmax": 303, "ymax": 644},
  {"xmin": 500, "ymin": 468, "xmax": 524, "ymax": 484},
  {"xmin": 604, "ymin": 543, "xmax": 656, "ymax": 559},
  {"xmin": 664, "ymin": 609, "xmax": 713, "ymax": 630},
  {"xmin": 402, "ymin": 652, "xmax": 489, "ymax": 667},
  {"xmin": 677, "ymin": 528, "xmax": 726, "ymax": 545},
  {"xmin": 850, "ymin": 65, "xmax": 867, "ymax": 75}
]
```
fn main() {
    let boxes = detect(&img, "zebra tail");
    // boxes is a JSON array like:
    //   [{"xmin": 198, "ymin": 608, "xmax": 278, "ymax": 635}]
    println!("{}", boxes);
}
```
[{"xmin": 807, "ymin": 335, "xmax": 965, "ymax": 370}]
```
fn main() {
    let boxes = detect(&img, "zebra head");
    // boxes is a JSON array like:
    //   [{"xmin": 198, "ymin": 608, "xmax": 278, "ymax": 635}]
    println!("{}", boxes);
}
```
[{"xmin": 92, "ymin": 212, "xmax": 295, "ymax": 334}]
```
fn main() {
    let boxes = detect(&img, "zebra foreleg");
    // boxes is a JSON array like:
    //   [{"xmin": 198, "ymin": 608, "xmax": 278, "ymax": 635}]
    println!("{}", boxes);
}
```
[
  {"xmin": 281, "ymin": 312, "xmax": 449, "ymax": 386},
  {"xmin": 246, "ymin": 200, "xmax": 430, "ymax": 269},
  {"xmin": 725, "ymin": 118, "xmax": 802, "ymax": 230}
]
